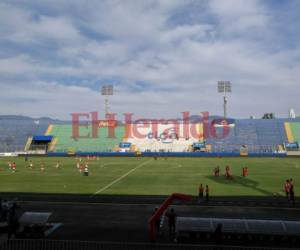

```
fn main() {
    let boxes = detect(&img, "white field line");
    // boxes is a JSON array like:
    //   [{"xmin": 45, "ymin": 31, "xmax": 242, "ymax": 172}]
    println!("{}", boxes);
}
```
[
  {"xmin": 99, "ymin": 162, "xmax": 132, "ymax": 168},
  {"xmin": 91, "ymin": 159, "xmax": 153, "ymax": 196},
  {"xmin": 170, "ymin": 163, "xmax": 183, "ymax": 169},
  {"xmin": 154, "ymin": 162, "xmax": 183, "ymax": 169}
]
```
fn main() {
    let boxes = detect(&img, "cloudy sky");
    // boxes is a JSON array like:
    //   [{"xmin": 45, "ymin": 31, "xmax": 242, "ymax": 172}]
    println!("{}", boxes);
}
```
[{"xmin": 0, "ymin": 0, "xmax": 299, "ymax": 120}]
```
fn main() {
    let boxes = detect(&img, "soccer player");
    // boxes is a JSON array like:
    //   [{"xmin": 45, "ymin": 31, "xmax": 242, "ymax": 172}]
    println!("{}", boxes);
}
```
[
  {"xmin": 40, "ymin": 163, "xmax": 45, "ymax": 172},
  {"xmin": 79, "ymin": 163, "xmax": 84, "ymax": 173},
  {"xmin": 217, "ymin": 166, "xmax": 220, "ymax": 177},
  {"xmin": 225, "ymin": 165, "xmax": 230, "ymax": 178},
  {"xmin": 55, "ymin": 161, "xmax": 60, "ymax": 169},
  {"xmin": 284, "ymin": 179, "xmax": 290, "ymax": 201},
  {"xmin": 290, "ymin": 178, "xmax": 295, "ymax": 205},
  {"xmin": 214, "ymin": 166, "xmax": 220, "ymax": 177},
  {"xmin": 198, "ymin": 184, "xmax": 204, "ymax": 203},
  {"xmin": 28, "ymin": 161, "xmax": 34, "ymax": 169},
  {"xmin": 11, "ymin": 162, "xmax": 16, "ymax": 173},
  {"xmin": 84, "ymin": 165, "xmax": 89, "ymax": 176},
  {"xmin": 225, "ymin": 165, "xmax": 233, "ymax": 179},
  {"xmin": 242, "ymin": 167, "xmax": 246, "ymax": 177}
]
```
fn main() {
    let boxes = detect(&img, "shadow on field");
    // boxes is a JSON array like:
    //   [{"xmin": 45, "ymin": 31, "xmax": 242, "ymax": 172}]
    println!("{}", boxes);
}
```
[{"xmin": 206, "ymin": 175, "xmax": 273, "ymax": 196}]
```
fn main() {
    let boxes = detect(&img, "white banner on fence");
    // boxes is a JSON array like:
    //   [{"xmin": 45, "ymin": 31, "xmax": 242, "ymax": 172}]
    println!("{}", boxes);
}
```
[{"xmin": 0, "ymin": 152, "xmax": 19, "ymax": 157}]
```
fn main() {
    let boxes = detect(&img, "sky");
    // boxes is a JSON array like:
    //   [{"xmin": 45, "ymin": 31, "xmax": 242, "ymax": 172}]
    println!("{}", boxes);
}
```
[{"xmin": 0, "ymin": 0, "xmax": 299, "ymax": 120}]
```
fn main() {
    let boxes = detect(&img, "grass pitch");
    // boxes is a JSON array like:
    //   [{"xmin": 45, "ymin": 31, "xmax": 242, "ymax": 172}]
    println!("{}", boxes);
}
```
[{"xmin": 0, "ymin": 156, "xmax": 299, "ymax": 197}]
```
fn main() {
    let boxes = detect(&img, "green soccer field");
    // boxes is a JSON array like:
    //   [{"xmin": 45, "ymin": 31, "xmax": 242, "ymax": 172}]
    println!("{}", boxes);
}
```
[{"xmin": 0, "ymin": 156, "xmax": 299, "ymax": 197}]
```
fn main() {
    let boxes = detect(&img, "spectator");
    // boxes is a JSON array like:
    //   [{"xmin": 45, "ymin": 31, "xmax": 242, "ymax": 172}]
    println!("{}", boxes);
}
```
[
  {"xmin": 205, "ymin": 185, "xmax": 210, "ymax": 202},
  {"xmin": 2, "ymin": 200, "xmax": 9, "ymax": 220},
  {"xmin": 167, "ymin": 208, "xmax": 177, "ymax": 235},
  {"xmin": 213, "ymin": 223, "xmax": 223, "ymax": 245},
  {"xmin": 284, "ymin": 179, "xmax": 290, "ymax": 201},
  {"xmin": 290, "ymin": 179, "xmax": 295, "ymax": 205},
  {"xmin": 198, "ymin": 184, "xmax": 204, "ymax": 203},
  {"xmin": 7, "ymin": 203, "xmax": 19, "ymax": 239},
  {"xmin": 152, "ymin": 207, "xmax": 161, "ymax": 234},
  {"xmin": 0, "ymin": 198, "xmax": 2, "ymax": 220}
]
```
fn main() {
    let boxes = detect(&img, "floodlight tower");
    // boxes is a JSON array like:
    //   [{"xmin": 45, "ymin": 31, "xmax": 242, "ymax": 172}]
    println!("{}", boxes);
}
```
[
  {"xmin": 101, "ymin": 85, "xmax": 114, "ymax": 116},
  {"xmin": 217, "ymin": 81, "xmax": 231, "ymax": 119}
]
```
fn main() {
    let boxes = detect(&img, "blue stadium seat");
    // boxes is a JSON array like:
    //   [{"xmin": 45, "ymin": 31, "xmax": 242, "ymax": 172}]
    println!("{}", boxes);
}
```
[
  {"xmin": 0, "ymin": 117, "xmax": 49, "ymax": 152},
  {"xmin": 205, "ymin": 119, "xmax": 289, "ymax": 153}
]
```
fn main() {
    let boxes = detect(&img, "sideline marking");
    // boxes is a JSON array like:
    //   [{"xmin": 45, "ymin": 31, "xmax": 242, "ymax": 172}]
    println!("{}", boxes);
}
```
[
  {"xmin": 170, "ymin": 164, "xmax": 183, "ymax": 169},
  {"xmin": 155, "ymin": 162, "xmax": 183, "ymax": 169},
  {"xmin": 91, "ymin": 159, "xmax": 153, "ymax": 196}
]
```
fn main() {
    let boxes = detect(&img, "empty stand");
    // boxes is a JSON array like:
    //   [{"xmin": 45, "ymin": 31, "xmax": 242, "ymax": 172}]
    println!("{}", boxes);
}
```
[
  {"xmin": 204, "ymin": 119, "xmax": 288, "ymax": 153},
  {"xmin": 235, "ymin": 120, "xmax": 259, "ymax": 146},
  {"xmin": 276, "ymin": 119, "xmax": 289, "ymax": 143},
  {"xmin": 254, "ymin": 119, "xmax": 285, "ymax": 152},
  {"xmin": 0, "ymin": 117, "xmax": 49, "ymax": 152},
  {"xmin": 49, "ymin": 124, "xmax": 125, "ymax": 152},
  {"xmin": 0, "ymin": 116, "xmax": 297, "ymax": 153},
  {"xmin": 290, "ymin": 122, "xmax": 300, "ymax": 143},
  {"xmin": 205, "ymin": 126, "xmax": 237, "ymax": 152}
]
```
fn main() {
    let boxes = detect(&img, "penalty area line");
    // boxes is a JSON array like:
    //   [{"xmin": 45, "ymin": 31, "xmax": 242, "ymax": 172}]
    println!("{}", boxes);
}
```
[{"xmin": 91, "ymin": 159, "xmax": 153, "ymax": 197}]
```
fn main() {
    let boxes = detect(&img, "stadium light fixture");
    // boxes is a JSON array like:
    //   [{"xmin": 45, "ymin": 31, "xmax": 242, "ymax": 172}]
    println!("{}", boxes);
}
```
[
  {"xmin": 217, "ymin": 81, "xmax": 231, "ymax": 119},
  {"xmin": 101, "ymin": 85, "xmax": 114, "ymax": 116}
]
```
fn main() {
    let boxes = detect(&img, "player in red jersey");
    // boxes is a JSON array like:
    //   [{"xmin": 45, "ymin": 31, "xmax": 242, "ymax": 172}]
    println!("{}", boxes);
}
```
[
  {"xmin": 242, "ymin": 167, "xmax": 246, "ymax": 177},
  {"xmin": 79, "ymin": 163, "xmax": 84, "ymax": 173},
  {"xmin": 289, "ymin": 178, "xmax": 295, "ymax": 205},
  {"xmin": 214, "ymin": 166, "xmax": 220, "ymax": 177},
  {"xmin": 225, "ymin": 165, "xmax": 230, "ymax": 179},
  {"xmin": 198, "ymin": 184, "xmax": 204, "ymax": 203},
  {"xmin": 284, "ymin": 179, "xmax": 290, "ymax": 201},
  {"xmin": 11, "ymin": 162, "xmax": 16, "ymax": 173},
  {"xmin": 226, "ymin": 165, "xmax": 234, "ymax": 179},
  {"xmin": 245, "ymin": 167, "xmax": 249, "ymax": 177},
  {"xmin": 216, "ymin": 166, "xmax": 220, "ymax": 177}
]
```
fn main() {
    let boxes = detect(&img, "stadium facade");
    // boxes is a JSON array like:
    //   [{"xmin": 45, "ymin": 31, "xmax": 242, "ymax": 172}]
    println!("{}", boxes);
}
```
[{"xmin": 1, "ymin": 115, "xmax": 300, "ymax": 156}]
